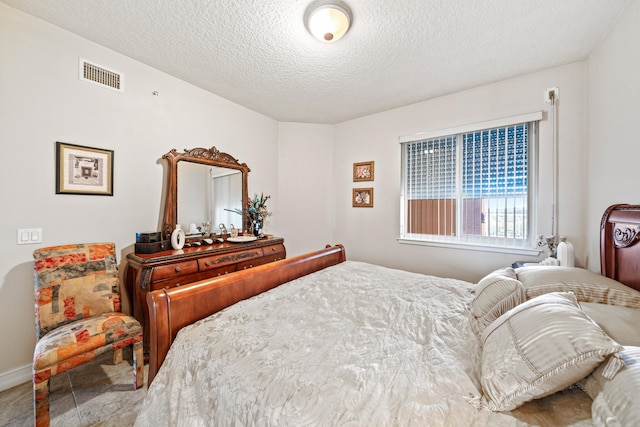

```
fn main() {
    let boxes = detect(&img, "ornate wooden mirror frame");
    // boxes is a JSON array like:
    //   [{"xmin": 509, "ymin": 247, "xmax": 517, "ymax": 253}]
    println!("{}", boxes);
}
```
[{"xmin": 161, "ymin": 146, "xmax": 250, "ymax": 240}]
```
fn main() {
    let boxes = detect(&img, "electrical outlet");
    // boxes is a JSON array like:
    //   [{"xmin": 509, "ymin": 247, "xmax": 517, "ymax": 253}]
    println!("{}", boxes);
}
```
[{"xmin": 544, "ymin": 87, "xmax": 559, "ymax": 103}]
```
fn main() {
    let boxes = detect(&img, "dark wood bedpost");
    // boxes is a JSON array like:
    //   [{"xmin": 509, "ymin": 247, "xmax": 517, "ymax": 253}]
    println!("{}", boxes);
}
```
[{"xmin": 600, "ymin": 204, "xmax": 640, "ymax": 289}]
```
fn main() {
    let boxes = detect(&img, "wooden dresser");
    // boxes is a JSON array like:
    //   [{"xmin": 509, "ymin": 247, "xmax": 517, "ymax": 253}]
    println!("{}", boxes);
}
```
[{"xmin": 125, "ymin": 236, "xmax": 285, "ymax": 353}]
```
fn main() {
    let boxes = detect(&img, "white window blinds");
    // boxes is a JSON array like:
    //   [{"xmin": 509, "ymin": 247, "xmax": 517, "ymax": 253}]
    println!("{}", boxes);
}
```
[{"xmin": 401, "ymin": 116, "xmax": 538, "ymax": 249}]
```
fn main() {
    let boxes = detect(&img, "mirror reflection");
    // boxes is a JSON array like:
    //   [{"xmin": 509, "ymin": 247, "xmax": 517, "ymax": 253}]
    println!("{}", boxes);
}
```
[{"xmin": 178, "ymin": 162, "xmax": 243, "ymax": 234}]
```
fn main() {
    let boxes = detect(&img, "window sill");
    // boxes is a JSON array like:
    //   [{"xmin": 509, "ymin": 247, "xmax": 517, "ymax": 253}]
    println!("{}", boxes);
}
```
[{"xmin": 397, "ymin": 238, "xmax": 543, "ymax": 256}]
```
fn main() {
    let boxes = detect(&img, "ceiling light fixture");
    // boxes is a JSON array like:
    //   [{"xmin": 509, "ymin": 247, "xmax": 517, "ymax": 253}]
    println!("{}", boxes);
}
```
[{"xmin": 304, "ymin": 0, "xmax": 352, "ymax": 42}]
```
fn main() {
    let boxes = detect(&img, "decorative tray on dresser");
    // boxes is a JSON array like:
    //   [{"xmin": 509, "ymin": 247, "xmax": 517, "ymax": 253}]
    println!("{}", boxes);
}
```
[{"xmin": 125, "ymin": 236, "xmax": 285, "ymax": 355}]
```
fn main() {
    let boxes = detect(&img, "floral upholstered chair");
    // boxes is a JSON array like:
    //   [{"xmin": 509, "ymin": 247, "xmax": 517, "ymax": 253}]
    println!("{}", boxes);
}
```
[{"xmin": 32, "ymin": 243, "xmax": 143, "ymax": 426}]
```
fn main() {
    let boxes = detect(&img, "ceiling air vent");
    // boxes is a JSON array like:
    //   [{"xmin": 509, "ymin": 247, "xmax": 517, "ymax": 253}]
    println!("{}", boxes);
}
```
[{"xmin": 79, "ymin": 58, "xmax": 123, "ymax": 92}]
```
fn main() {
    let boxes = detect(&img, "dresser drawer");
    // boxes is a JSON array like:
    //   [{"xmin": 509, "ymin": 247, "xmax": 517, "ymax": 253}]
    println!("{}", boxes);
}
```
[
  {"xmin": 236, "ymin": 244, "xmax": 285, "ymax": 270},
  {"xmin": 261, "ymin": 244, "xmax": 286, "ymax": 259},
  {"xmin": 198, "ymin": 248, "xmax": 264, "ymax": 271},
  {"xmin": 150, "ymin": 276, "xmax": 192, "ymax": 291},
  {"xmin": 150, "ymin": 260, "xmax": 198, "ymax": 282},
  {"xmin": 149, "ymin": 265, "xmax": 236, "ymax": 291}
]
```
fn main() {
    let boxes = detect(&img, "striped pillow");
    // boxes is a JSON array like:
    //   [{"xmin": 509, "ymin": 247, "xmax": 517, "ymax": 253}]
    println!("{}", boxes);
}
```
[
  {"xmin": 472, "ymin": 267, "xmax": 526, "ymax": 332},
  {"xmin": 515, "ymin": 266, "xmax": 640, "ymax": 308},
  {"xmin": 480, "ymin": 292, "xmax": 622, "ymax": 411},
  {"xmin": 579, "ymin": 346, "xmax": 640, "ymax": 426}
]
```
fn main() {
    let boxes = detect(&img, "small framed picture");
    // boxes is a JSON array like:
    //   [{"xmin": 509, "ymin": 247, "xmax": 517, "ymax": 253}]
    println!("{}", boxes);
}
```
[
  {"xmin": 353, "ymin": 161, "xmax": 374, "ymax": 182},
  {"xmin": 56, "ymin": 141, "xmax": 114, "ymax": 196},
  {"xmin": 352, "ymin": 188, "xmax": 373, "ymax": 208}
]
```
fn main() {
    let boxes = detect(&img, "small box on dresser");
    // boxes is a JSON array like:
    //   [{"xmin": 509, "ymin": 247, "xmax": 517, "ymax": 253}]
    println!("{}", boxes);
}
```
[{"xmin": 135, "ymin": 231, "xmax": 168, "ymax": 254}]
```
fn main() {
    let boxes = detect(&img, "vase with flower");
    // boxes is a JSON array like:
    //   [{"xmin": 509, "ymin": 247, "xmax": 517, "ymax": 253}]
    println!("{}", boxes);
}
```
[
  {"xmin": 226, "ymin": 193, "xmax": 272, "ymax": 237},
  {"xmin": 247, "ymin": 193, "xmax": 271, "ymax": 236}
]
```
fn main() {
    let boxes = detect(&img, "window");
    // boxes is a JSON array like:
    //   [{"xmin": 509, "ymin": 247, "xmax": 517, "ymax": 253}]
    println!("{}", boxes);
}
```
[{"xmin": 400, "ymin": 113, "xmax": 540, "ymax": 251}]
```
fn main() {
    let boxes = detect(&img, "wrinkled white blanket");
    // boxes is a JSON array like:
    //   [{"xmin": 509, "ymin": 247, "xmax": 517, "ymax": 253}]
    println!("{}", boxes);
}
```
[{"xmin": 136, "ymin": 261, "xmax": 592, "ymax": 426}]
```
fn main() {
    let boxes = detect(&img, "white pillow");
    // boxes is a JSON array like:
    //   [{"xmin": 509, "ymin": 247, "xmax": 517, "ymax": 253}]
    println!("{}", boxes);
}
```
[
  {"xmin": 515, "ymin": 266, "xmax": 640, "ymax": 308},
  {"xmin": 581, "ymin": 302, "xmax": 640, "ymax": 346},
  {"xmin": 580, "ymin": 346, "xmax": 640, "ymax": 427},
  {"xmin": 472, "ymin": 267, "xmax": 526, "ymax": 331},
  {"xmin": 480, "ymin": 292, "xmax": 622, "ymax": 411}
]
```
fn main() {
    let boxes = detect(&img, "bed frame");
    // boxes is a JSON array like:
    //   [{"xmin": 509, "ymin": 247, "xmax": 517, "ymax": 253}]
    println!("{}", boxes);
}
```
[
  {"xmin": 145, "ymin": 204, "xmax": 640, "ymax": 385},
  {"xmin": 601, "ymin": 204, "xmax": 640, "ymax": 291},
  {"xmin": 146, "ymin": 244, "xmax": 347, "ymax": 384}
]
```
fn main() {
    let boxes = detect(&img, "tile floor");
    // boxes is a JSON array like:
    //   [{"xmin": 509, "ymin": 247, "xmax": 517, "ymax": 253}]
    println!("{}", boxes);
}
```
[{"xmin": 0, "ymin": 347, "xmax": 147, "ymax": 427}]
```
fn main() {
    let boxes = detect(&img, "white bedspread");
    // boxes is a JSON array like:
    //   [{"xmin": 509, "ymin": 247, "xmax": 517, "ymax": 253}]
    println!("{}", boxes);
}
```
[{"xmin": 136, "ymin": 261, "xmax": 593, "ymax": 426}]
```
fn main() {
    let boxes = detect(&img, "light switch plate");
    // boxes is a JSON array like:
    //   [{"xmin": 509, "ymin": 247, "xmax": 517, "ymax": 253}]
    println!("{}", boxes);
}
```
[{"xmin": 17, "ymin": 228, "xmax": 43, "ymax": 245}]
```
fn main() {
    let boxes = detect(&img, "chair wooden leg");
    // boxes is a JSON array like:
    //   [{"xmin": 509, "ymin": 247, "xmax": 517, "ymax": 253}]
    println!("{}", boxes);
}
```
[
  {"xmin": 133, "ymin": 341, "xmax": 144, "ymax": 389},
  {"xmin": 112, "ymin": 347, "xmax": 123, "ymax": 365},
  {"xmin": 33, "ymin": 376, "xmax": 50, "ymax": 427}
]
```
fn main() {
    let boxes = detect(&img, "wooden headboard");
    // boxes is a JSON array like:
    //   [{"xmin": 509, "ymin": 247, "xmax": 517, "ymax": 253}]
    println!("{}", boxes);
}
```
[{"xmin": 601, "ymin": 204, "xmax": 640, "ymax": 292}]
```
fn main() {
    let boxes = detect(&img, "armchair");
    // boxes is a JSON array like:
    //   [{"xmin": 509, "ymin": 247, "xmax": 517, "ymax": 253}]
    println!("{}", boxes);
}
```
[{"xmin": 32, "ymin": 243, "xmax": 143, "ymax": 426}]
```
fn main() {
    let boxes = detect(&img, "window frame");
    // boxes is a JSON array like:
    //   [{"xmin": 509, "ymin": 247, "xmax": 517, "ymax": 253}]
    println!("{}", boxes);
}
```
[{"xmin": 398, "ymin": 112, "xmax": 543, "ymax": 255}]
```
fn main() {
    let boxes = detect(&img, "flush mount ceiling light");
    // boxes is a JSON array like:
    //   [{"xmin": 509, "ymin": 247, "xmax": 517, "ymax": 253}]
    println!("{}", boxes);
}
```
[{"xmin": 304, "ymin": 0, "xmax": 352, "ymax": 42}]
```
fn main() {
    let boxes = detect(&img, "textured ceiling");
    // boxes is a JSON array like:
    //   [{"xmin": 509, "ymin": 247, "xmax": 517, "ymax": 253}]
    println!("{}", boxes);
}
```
[{"xmin": 1, "ymin": 0, "xmax": 631, "ymax": 124}]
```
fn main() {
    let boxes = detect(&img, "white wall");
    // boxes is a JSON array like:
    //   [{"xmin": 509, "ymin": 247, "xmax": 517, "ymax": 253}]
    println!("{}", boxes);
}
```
[
  {"xmin": 0, "ymin": 4, "xmax": 279, "ymax": 387},
  {"xmin": 586, "ymin": 0, "xmax": 640, "ymax": 271},
  {"xmin": 332, "ymin": 63, "xmax": 589, "ymax": 282},
  {"xmin": 277, "ymin": 123, "xmax": 334, "ymax": 256}
]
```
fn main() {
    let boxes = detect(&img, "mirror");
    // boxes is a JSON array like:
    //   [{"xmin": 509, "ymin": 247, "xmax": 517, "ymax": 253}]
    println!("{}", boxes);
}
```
[
  {"xmin": 178, "ymin": 163, "xmax": 243, "ymax": 233},
  {"xmin": 161, "ymin": 147, "xmax": 250, "ymax": 240}
]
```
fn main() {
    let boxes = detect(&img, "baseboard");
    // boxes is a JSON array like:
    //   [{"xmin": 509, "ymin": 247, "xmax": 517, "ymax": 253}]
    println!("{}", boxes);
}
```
[{"xmin": 0, "ymin": 364, "xmax": 31, "ymax": 392}]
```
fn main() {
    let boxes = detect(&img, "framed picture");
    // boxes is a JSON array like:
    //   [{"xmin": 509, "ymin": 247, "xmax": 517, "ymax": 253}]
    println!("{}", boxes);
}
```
[
  {"xmin": 56, "ymin": 141, "xmax": 114, "ymax": 196},
  {"xmin": 352, "ymin": 188, "xmax": 374, "ymax": 208},
  {"xmin": 353, "ymin": 161, "xmax": 374, "ymax": 182}
]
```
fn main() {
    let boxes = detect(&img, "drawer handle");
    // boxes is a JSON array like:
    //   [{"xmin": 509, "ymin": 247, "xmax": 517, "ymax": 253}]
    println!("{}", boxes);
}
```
[
  {"xmin": 175, "ymin": 266, "xmax": 181, "ymax": 273},
  {"xmin": 206, "ymin": 261, "xmax": 212, "ymax": 267}
]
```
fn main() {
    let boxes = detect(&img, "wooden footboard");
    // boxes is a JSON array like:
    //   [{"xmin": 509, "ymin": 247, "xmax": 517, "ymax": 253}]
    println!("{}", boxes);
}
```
[{"xmin": 146, "ymin": 244, "xmax": 347, "ymax": 384}]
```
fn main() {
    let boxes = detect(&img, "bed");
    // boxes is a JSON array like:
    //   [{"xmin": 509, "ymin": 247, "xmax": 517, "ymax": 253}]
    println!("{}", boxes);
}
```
[{"xmin": 135, "ymin": 204, "xmax": 640, "ymax": 426}]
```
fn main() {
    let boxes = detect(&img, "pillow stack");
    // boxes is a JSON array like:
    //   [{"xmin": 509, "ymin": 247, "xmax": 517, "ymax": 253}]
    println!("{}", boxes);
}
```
[{"xmin": 472, "ymin": 265, "xmax": 640, "ymax": 420}]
